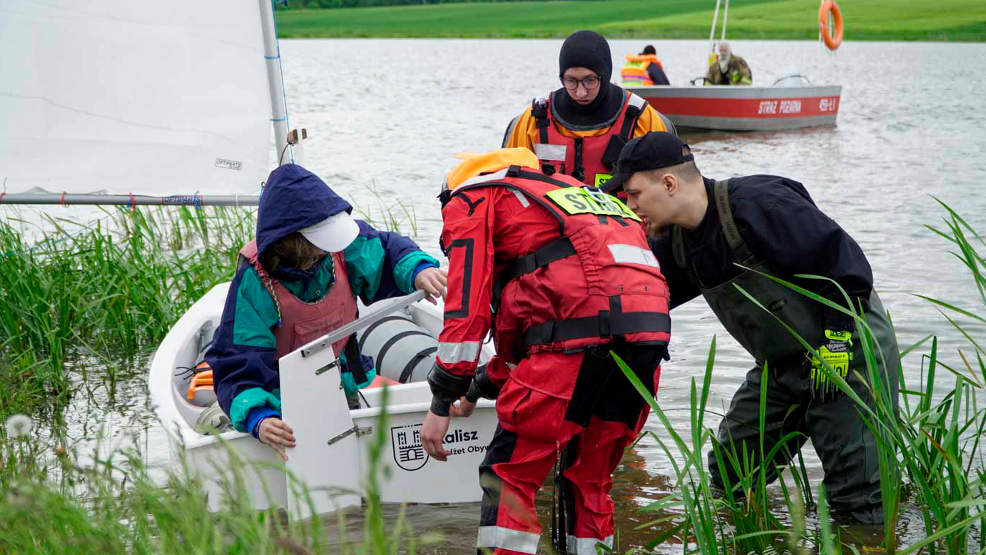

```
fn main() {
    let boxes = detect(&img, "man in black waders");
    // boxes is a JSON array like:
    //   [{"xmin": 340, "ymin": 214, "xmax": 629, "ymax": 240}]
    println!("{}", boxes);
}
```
[{"xmin": 602, "ymin": 132, "xmax": 899, "ymax": 524}]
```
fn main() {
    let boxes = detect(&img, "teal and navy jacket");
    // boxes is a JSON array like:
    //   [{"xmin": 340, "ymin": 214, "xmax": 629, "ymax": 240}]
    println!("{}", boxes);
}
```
[{"xmin": 205, "ymin": 164, "xmax": 438, "ymax": 438}]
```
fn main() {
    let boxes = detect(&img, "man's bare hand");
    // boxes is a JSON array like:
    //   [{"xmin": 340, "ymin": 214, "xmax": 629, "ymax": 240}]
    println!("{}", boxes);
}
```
[{"xmin": 421, "ymin": 410, "xmax": 451, "ymax": 461}]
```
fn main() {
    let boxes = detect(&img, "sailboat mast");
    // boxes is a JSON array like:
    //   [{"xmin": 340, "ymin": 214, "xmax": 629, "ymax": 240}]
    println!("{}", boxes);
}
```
[{"xmin": 260, "ymin": 0, "xmax": 291, "ymax": 165}]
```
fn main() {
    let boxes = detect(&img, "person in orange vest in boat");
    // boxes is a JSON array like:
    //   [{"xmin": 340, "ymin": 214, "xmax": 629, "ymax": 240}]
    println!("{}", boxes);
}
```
[
  {"xmin": 420, "ymin": 148, "xmax": 672, "ymax": 554},
  {"xmin": 705, "ymin": 41, "xmax": 752, "ymax": 85},
  {"xmin": 502, "ymin": 30, "xmax": 675, "ymax": 190},
  {"xmin": 620, "ymin": 45, "xmax": 670, "ymax": 86},
  {"xmin": 204, "ymin": 164, "xmax": 446, "ymax": 461}
]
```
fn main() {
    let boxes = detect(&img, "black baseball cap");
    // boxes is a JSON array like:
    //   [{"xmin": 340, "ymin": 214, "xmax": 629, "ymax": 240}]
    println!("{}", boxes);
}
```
[{"xmin": 602, "ymin": 132, "xmax": 694, "ymax": 193}]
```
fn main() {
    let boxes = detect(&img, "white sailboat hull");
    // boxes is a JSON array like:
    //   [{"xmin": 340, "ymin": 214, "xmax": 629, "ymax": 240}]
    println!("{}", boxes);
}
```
[{"xmin": 149, "ymin": 283, "xmax": 497, "ymax": 517}]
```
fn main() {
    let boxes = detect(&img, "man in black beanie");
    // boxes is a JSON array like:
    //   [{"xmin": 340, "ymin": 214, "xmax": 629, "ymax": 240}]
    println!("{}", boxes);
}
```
[{"xmin": 502, "ymin": 30, "xmax": 675, "ymax": 189}]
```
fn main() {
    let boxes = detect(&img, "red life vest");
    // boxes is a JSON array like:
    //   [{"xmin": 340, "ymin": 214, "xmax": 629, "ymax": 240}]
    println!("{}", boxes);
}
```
[
  {"xmin": 452, "ymin": 167, "xmax": 671, "ymax": 359},
  {"xmin": 531, "ymin": 91, "xmax": 647, "ymax": 189},
  {"xmin": 239, "ymin": 241, "xmax": 358, "ymax": 360}
]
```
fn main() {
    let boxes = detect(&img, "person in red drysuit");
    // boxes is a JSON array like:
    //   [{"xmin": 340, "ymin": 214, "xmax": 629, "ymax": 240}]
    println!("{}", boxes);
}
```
[{"xmin": 421, "ymin": 148, "xmax": 671, "ymax": 554}]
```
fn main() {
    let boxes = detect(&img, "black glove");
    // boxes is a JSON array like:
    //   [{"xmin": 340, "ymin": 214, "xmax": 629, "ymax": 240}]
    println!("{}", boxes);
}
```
[
  {"xmin": 427, "ymin": 363, "xmax": 472, "ymax": 417},
  {"xmin": 465, "ymin": 363, "xmax": 501, "ymax": 403}
]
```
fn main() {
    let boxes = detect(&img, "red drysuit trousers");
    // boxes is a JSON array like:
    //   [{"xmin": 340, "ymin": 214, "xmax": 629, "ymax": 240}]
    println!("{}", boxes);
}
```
[{"xmin": 476, "ymin": 344, "xmax": 665, "ymax": 555}]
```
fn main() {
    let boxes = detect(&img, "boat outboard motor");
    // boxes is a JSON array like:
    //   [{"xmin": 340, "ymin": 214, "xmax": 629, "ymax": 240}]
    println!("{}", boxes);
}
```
[{"xmin": 358, "ymin": 314, "xmax": 437, "ymax": 383}]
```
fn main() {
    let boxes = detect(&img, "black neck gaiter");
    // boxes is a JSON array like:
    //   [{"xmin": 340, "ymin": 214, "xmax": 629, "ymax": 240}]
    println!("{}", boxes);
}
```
[{"xmin": 551, "ymin": 82, "xmax": 625, "ymax": 129}]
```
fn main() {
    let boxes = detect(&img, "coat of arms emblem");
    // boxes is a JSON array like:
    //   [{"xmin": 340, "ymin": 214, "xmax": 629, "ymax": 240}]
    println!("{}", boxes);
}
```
[{"xmin": 391, "ymin": 423, "xmax": 429, "ymax": 471}]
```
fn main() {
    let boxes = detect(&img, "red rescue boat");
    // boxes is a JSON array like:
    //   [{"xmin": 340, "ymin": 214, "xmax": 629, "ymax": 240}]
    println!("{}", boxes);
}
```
[
  {"xmin": 632, "ymin": 0, "xmax": 844, "ymax": 132},
  {"xmin": 636, "ymin": 84, "xmax": 842, "ymax": 132}
]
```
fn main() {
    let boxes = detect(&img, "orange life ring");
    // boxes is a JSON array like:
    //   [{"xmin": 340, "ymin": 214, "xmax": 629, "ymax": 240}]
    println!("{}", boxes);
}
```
[{"xmin": 818, "ymin": 0, "xmax": 844, "ymax": 50}]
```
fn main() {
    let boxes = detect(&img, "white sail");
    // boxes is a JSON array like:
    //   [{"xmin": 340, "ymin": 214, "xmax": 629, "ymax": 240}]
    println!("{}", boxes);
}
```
[{"xmin": 0, "ymin": 1, "xmax": 272, "ymax": 195}]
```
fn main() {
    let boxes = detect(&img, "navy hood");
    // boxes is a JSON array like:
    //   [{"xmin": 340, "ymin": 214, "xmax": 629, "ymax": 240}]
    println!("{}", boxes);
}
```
[{"xmin": 256, "ymin": 164, "xmax": 353, "ymax": 258}]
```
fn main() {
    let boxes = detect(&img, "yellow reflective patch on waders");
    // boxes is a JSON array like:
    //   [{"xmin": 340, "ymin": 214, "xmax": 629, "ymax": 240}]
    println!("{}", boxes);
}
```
[{"xmin": 545, "ymin": 187, "xmax": 642, "ymax": 222}]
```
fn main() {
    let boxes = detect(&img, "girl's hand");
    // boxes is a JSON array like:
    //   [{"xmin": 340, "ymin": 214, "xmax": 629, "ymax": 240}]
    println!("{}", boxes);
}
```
[
  {"xmin": 414, "ymin": 267, "xmax": 448, "ymax": 304},
  {"xmin": 258, "ymin": 417, "xmax": 296, "ymax": 461}
]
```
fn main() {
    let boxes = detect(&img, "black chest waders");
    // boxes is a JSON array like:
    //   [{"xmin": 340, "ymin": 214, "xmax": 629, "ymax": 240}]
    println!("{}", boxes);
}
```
[{"xmin": 674, "ymin": 180, "xmax": 900, "ymax": 523}]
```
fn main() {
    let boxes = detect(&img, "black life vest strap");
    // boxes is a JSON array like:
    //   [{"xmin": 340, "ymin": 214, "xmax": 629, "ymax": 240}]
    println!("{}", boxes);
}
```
[
  {"xmin": 493, "ymin": 237, "xmax": 576, "ymax": 303},
  {"xmin": 532, "ymin": 98, "xmax": 550, "ymax": 144},
  {"xmin": 572, "ymin": 138, "xmax": 585, "ymax": 182},
  {"xmin": 523, "ymin": 311, "xmax": 671, "ymax": 348},
  {"xmin": 618, "ymin": 101, "xmax": 643, "ymax": 141},
  {"xmin": 504, "ymin": 165, "xmax": 572, "ymax": 188}
]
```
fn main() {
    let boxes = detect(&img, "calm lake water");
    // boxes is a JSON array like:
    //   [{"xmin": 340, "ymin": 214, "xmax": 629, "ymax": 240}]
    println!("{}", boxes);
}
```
[{"xmin": 55, "ymin": 38, "xmax": 986, "ymax": 551}]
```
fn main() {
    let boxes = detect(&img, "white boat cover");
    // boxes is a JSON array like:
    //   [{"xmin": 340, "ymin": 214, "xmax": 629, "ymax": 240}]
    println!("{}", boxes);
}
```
[{"xmin": 0, "ymin": 1, "xmax": 271, "ymax": 194}]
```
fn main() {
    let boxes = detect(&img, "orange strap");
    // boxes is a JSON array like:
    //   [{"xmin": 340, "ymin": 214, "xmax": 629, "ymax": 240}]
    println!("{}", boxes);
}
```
[{"xmin": 187, "ymin": 368, "xmax": 215, "ymax": 400}]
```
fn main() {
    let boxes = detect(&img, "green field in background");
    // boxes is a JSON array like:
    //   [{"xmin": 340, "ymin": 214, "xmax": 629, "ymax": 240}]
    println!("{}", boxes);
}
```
[{"xmin": 275, "ymin": 0, "xmax": 986, "ymax": 41}]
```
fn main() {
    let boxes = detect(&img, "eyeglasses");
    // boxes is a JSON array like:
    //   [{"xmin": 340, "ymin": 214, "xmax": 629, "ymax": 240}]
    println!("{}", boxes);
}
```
[{"xmin": 561, "ymin": 75, "xmax": 601, "ymax": 91}]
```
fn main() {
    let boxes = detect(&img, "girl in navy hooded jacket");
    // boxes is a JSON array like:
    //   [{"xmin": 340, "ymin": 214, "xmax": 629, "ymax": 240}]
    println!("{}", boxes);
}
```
[{"xmin": 206, "ymin": 164, "xmax": 445, "ymax": 460}]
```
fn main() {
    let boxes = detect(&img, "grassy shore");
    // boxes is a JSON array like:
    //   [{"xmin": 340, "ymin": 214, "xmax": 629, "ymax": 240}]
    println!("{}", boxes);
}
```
[{"xmin": 275, "ymin": 0, "xmax": 986, "ymax": 41}]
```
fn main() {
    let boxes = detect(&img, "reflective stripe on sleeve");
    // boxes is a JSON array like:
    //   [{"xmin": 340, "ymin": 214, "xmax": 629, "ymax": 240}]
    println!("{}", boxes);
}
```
[
  {"xmin": 608, "ymin": 244, "xmax": 660, "ymax": 268},
  {"xmin": 567, "ymin": 534, "xmax": 614, "ymax": 554},
  {"xmin": 477, "ymin": 526, "xmax": 540, "ymax": 554},
  {"xmin": 437, "ymin": 341, "xmax": 481, "ymax": 364}
]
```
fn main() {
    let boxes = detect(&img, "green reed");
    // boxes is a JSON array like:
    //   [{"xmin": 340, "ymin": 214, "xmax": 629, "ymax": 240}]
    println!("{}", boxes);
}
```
[
  {"xmin": 0, "ymin": 396, "xmax": 423, "ymax": 554},
  {"xmin": 351, "ymin": 181, "xmax": 419, "ymax": 239},
  {"xmin": 0, "ymin": 206, "xmax": 254, "ymax": 419},
  {"xmin": 0, "ymin": 201, "xmax": 430, "ymax": 552},
  {"xmin": 0, "ymin": 424, "xmax": 323, "ymax": 553},
  {"xmin": 615, "ymin": 200, "xmax": 986, "ymax": 553}
]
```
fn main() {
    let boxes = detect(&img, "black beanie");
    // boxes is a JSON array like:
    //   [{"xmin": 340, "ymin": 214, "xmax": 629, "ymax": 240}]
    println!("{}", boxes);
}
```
[{"xmin": 558, "ymin": 30, "xmax": 612, "ymax": 83}]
